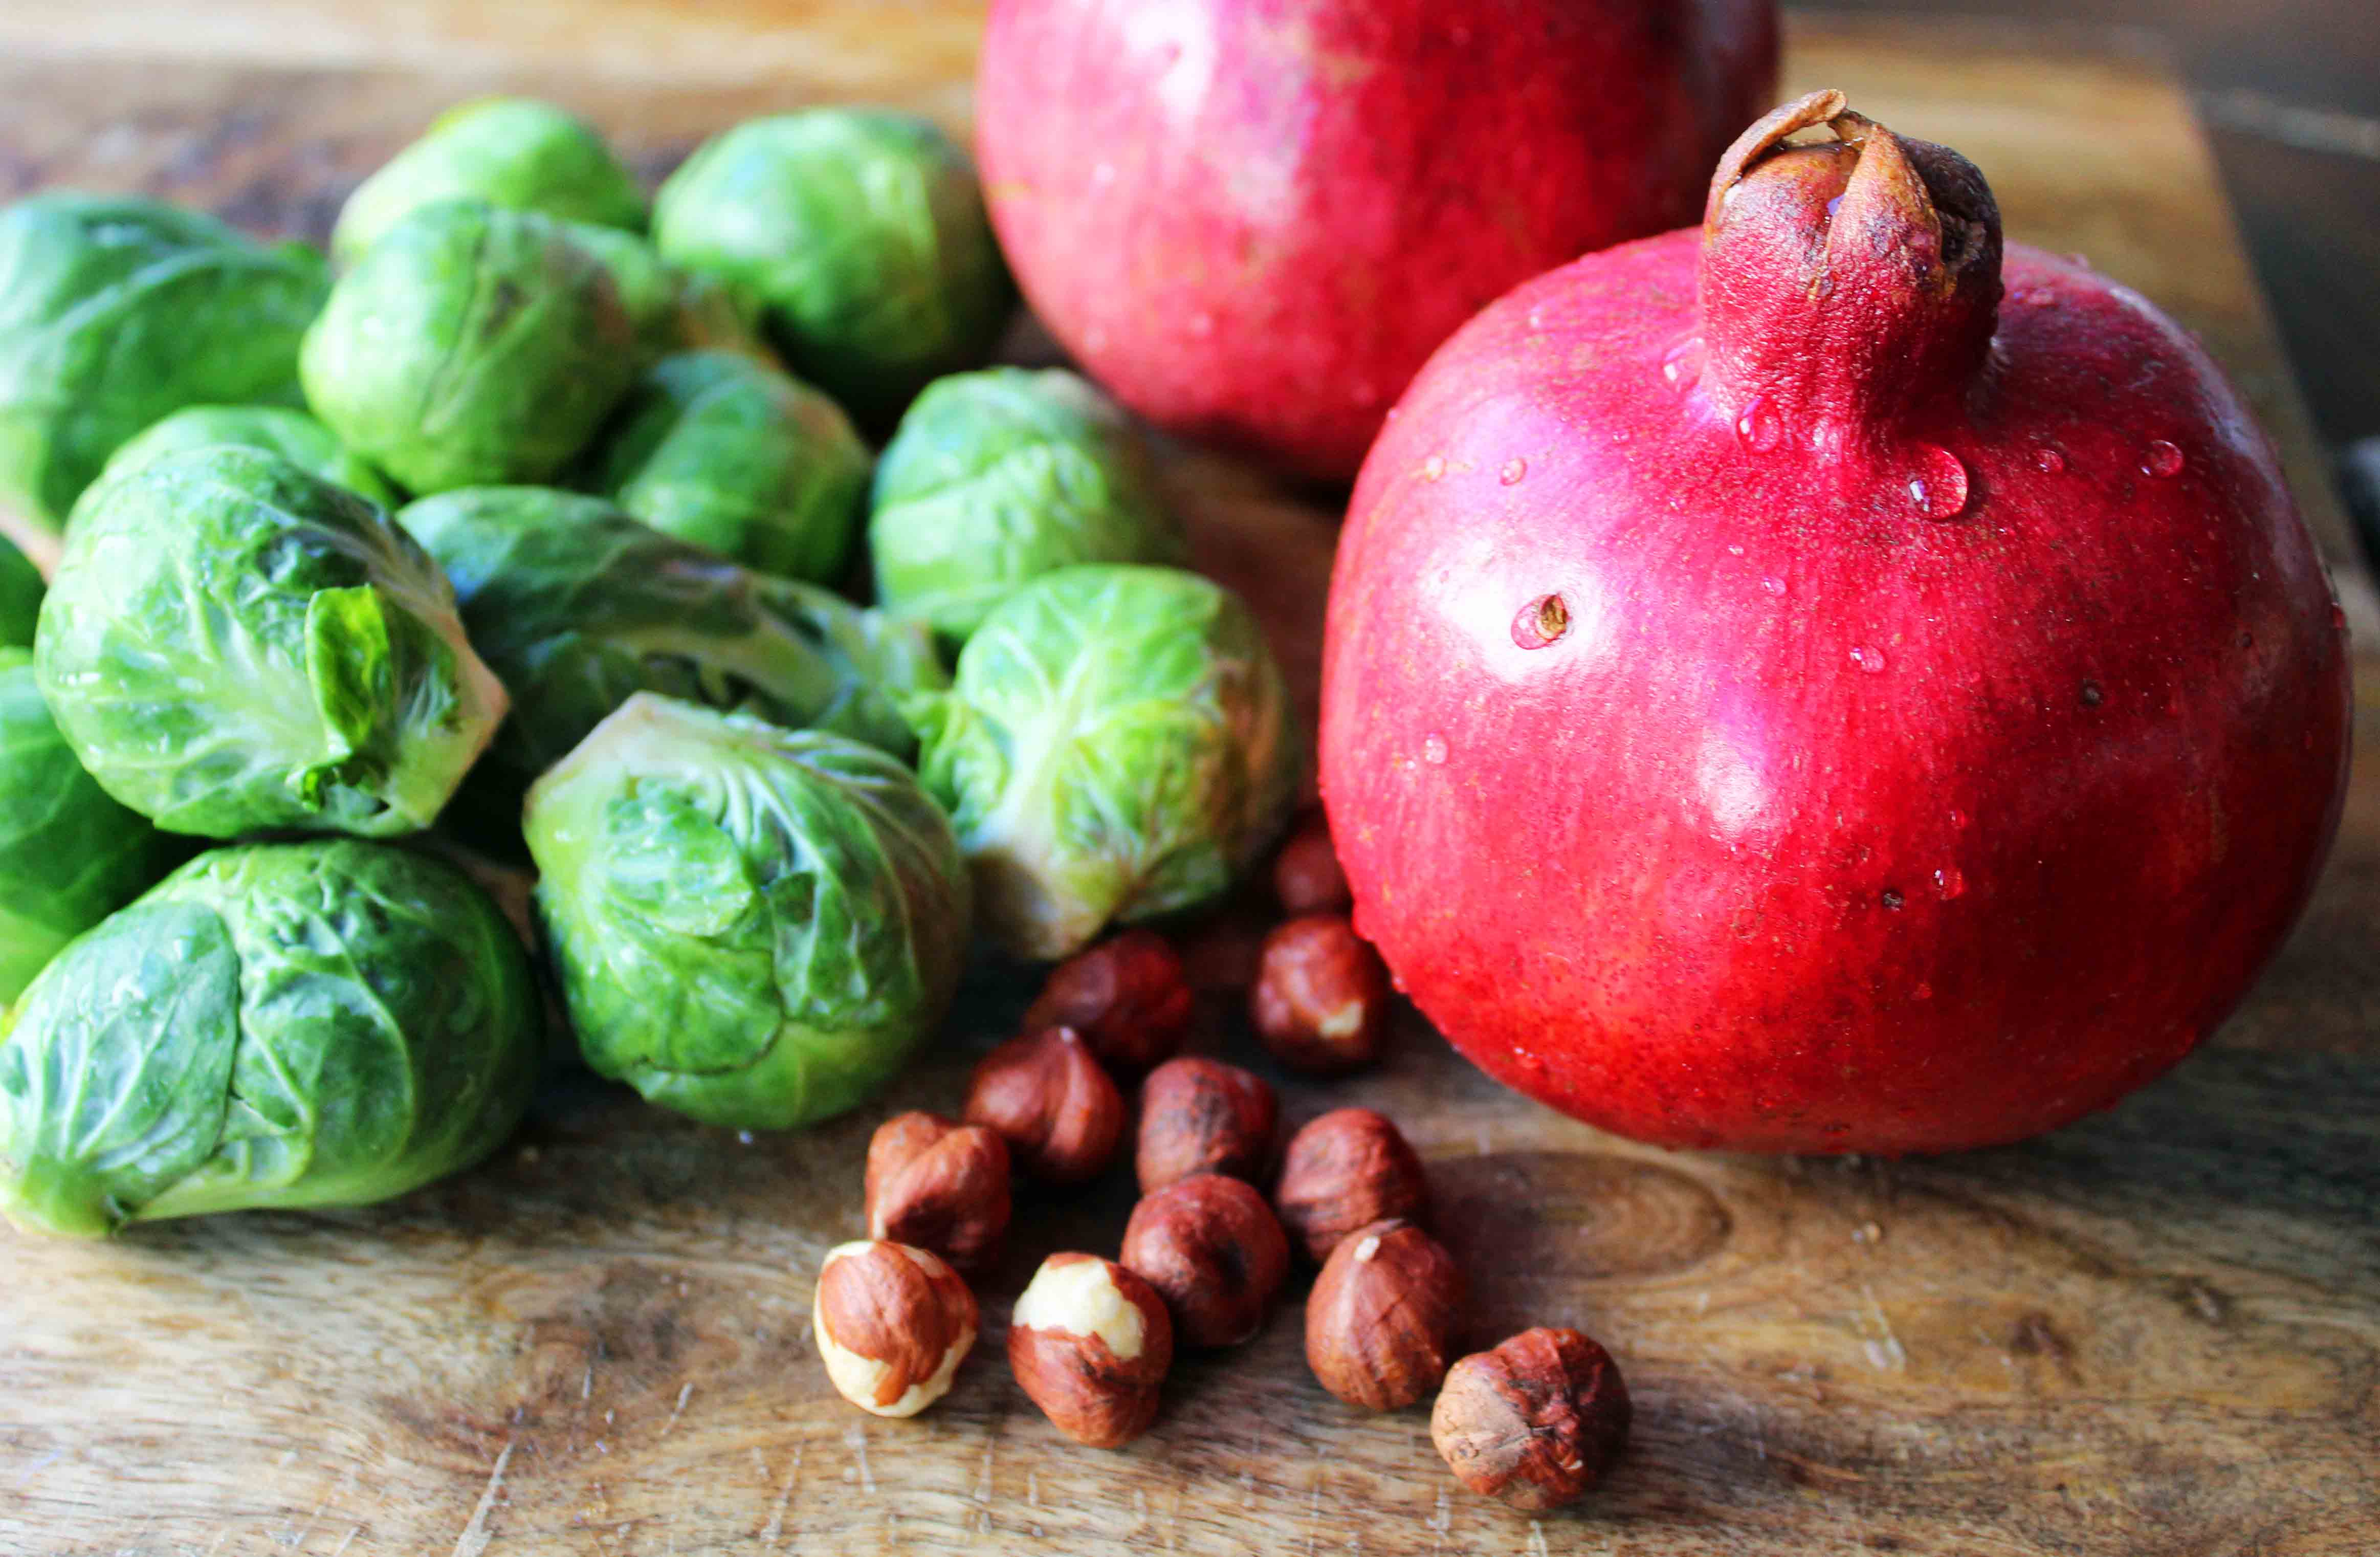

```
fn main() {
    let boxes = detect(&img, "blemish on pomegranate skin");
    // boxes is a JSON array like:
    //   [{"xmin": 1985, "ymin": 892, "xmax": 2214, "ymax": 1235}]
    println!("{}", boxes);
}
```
[
  {"xmin": 1511, "ymin": 593, "xmax": 1570, "ymax": 649},
  {"xmin": 2141, "ymin": 440, "xmax": 2186, "ymax": 478},
  {"xmin": 1421, "ymin": 454, "xmax": 1445, "ymax": 481},
  {"xmin": 1881, "ymin": 889, "xmax": 1905, "ymax": 911},
  {"xmin": 2079, "ymin": 681, "xmax": 2104, "ymax": 708}
]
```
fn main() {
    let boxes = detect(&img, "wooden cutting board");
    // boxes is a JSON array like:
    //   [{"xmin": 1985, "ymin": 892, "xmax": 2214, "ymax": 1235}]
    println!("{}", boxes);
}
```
[{"xmin": 1, "ymin": 12, "xmax": 2374, "ymax": 1555}]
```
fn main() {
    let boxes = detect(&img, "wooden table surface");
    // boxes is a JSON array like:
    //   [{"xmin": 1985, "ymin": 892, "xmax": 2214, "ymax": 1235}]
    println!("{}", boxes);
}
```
[{"xmin": 2, "ymin": 11, "xmax": 2375, "ymax": 1556}]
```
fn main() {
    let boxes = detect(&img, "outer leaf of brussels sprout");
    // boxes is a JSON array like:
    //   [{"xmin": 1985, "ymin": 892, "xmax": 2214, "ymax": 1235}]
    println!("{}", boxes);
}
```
[
  {"xmin": 652, "ymin": 110, "xmax": 1013, "ymax": 428},
  {"xmin": 869, "ymin": 367, "xmax": 1184, "ymax": 647},
  {"xmin": 92, "ymin": 404, "xmax": 396, "ymax": 507},
  {"xmin": 34, "ymin": 447, "xmax": 507, "ymax": 838},
  {"xmin": 585, "ymin": 350, "xmax": 871, "ymax": 583},
  {"xmin": 906, "ymin": 564, "xmax": 1301, "ymax": 959},
  {"xmin": 0, "ymin": 192, "xmax": 329, "ymax": 533},
  {"xmin": 568, "ymin": 226, "xmax": 779, "ymax": 368},
  {"xmin": 526, "ymin": 693, "xmax": 969, "ymax": 1130},
  {"xmin": 0, "ymin": 648, "xmax": 168, "ymax": 1002},
  {"xmin": 300, "ymin": 201, "xmax": 648, "ymax": 495},
  {"xmin": 0, "ymin": 839, "xmax": 541, "ymax": 1236},
  {"xmin": 398, "ymin": 487, "xmax": 944, "ymax": 825},
  {"xmin": 0, "ymin": 536, "xmax": 40, "ymax": 646},
  {"xmin": 331, "ymin": 97, "xmax": 647, "ymax": 269}
]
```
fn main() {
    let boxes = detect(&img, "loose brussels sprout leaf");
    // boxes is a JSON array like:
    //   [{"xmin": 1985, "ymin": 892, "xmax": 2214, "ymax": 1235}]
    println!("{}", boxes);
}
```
[
  {"xmin": 331, "ymin": 97, "xmax": 647, "ymax": 268},
  {"xmin": 527, "ymin": 693, "xmax": 968, "ymax": 1130},
  {"xmin": 907, "ymin": 564, "xmax": 1300, "ymax": 959},
  {"xmin": 35, "ymin": 447, "xmax": 508, "ymax": 838},
  {"xmin": 0, "ymin": 648, "xmax": 169, "ymax": 1002},
  {"xmin": 92, "ymin": 404, "xmax": 396, "ymax": 507},
  {"xmin": 584, "ymin": 350, "xmax": 871, "ymax": 583},
  {"xmin": 397, "ymin": 487, "xmax": 944, "ymax": 831},
  {"xmin": 0, "ymin": 839, "xmax": 540, "ymax": 1237},
  {"xmin": 569, "ymin": 225, "xmax": 779, "ymax": 368},
  {"xmin": 301, "ymin": 200, "xmax": 651, "ymax": 495},
  {"xmin": 0, "ymin": 535, "xmax": 40, "ymax": 647},
  {"xmin": 652, "ymin": 110, "xmax": 1013, "ymax": 428},
  {"xmin": 0, "ymin": 192, "xmax": 329, "ymax": 533},
  {"xmin": 870, "ymin": 368, "xmax": 1185, "ymax": 648}
]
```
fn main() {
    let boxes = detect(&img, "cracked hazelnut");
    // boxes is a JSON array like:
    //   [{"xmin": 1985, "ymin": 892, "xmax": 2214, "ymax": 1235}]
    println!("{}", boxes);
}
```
[
  {"xmin": 812, "ymin": 1240, "xmax": 978, "ymax": 1418},
  {"xmin": 1120, "ymin": 1174, "xmax": 1290, "ymax": 1348},
  {"xmin": 1135, "ymin": 1056, "xmax": 1278, "ymax": 1195},
  {"xmin": 1007, "ymin": 1253, "xmax": 1174, "ymax": 1447},
  {"xmin": 1305, "ymin": 1219, "xmax": 1465, "ymax": 1409},
  {"xmin": 962, "ymin": 1026, "xmax": 1126, "ymax": 1185},
  {"xmin": 1251, "ymin": 915, "xmax": 1390, "ymax": 1073},
  {"xmin": 1274, "ymin": 1107, "xmax": 1429, "ymax": 1264},
  {"xmin": 864, "ymin": 1112, "xmax": 1010, "ymax": 1270},
  {"xmin": 1022, "ymin": 928, "xmax": 1194, "ymax": 1071},
  {"xmin": 1273, "ymin": 813, "xmax": 1352, "ymax": 915},
  {"xmin": 1431, "ymin": 1327, "xmax": 1631, "ymax": 1510}
]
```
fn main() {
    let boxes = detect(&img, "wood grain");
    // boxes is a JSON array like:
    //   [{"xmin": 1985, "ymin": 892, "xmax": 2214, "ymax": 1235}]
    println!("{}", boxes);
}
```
[{"xmin": 1, "ymin": 15, "xmax": 2375, "ymax": 1557}]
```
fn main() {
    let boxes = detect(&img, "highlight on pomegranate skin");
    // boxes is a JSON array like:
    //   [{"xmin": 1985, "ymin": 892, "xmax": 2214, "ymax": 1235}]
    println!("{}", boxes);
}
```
[{"xmin": 1318, "ymin": 91, "xmax": 2352, "ymax": 1155}]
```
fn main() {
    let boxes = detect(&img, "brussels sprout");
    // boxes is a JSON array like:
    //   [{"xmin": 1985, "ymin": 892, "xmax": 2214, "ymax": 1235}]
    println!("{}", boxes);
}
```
[
  {"xmin": 567, "ymin": 225, "xmax": 777, "ymax": 368},
  {"xmin": 35, "ymin": 447, "xmax": 508, "ymax": 838},
  {"xmin": 527, "ymin": 693, "xmax": 969, "ymax": 1130},
  {"xmin": 652, "ymin": 110, "xmax": 1013, "ymax": 427},
  {"xmin": 0, "ymin": 839, "xmax": 539, "ymax": 1237},
  {"xmin": 301, "ymin": 200, "xmax": 654, "ymax": 495},
  {"xmin": 907, "ymin": 565, "xmax": 1300, "ymax": 959},
  {"xmin": 0, "ymin": 536, "xmax": 40, "ymax": 647},
  {"xmin": 93, "ymin": 404, "xmax": 395, "ymax": 507},
  {"xmin": 397, "ymin": 486, "xmax": 943, "ymax": 826},
  {"xmin": 869, "ymin": 368, "xmax": 1184, "ymax": 647},
  {"xmin": 584, "ymin": 351, "xmax": 870, "ymax": 582},
  {"xmin": 331, "ymin": 97, "xmax": 646, "ymax": 268},
  {"xmin": 0, "ymin": 192, "xmax": 328, "ymax": 533},
  {"xmin": 0, "ymin": 649, "xmax": 169, "ymax": 1002}
]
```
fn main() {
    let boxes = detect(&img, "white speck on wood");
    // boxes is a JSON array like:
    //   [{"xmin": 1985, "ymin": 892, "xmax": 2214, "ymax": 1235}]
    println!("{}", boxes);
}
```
[
  {"xmin": 449, "ymin": 1439, "xmax": 515, "ymax": 1557},
  {"xmin": 1527, "ymin": 1520, "xmax": 1552, "ymax": 1556},
  {"xmin": 1027, "ymin": 1472, "xmax": 1040, "ymax": 1509},
  {"xmin": 761, "ymin": 1445, "xmax": 802, "ymax": 1547},
  {"xmin": 663, "ymin": 1381, "xmax": 693, "ymax": 1435},
  {"xmin": 581, "ymin": 1363, "xmax": 593, "ymax": 1401}
]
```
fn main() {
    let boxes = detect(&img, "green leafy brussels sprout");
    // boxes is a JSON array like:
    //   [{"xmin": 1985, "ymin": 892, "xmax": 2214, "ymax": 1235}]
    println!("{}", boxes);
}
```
[
  {"xmin": 35, "ymin": 447, "xmax": 508, "ymax": 838},
  {"xmin": 869, "ymin": 368, "xmax": 1184, "ymax": 648},
  {"xmin": 0, "ymin": 839, "xmax": 539, "ymax": 1237},
  {"xmin": 396, "ymin": 486, "xmax": 943, "ymax": 826},
  {"xmin": 907, "ymin": 564, "xmax": 1300, "ymax": 959},
  {"xmin": 0, "ymin": 535, "xmax": 40, "ymax": 647},
  {"xmin": 0, "ymin": 192, "xmax": 329, "ymax": 533},
  {"xmin": 92, "ymin": 404, "xmax": 395, "ymax": 507},
  {"xmin": 527, "ymin": 693, "xmax": 969, "ymax": 1130},
  {"xmin": 567, "ymin": 225, "xmax": 777, "ymax": 368},
  {"xmin": 584, "ymin": 350, "xmax": 871, "ymax": 582},
  {"xmin": 652, "ymin": 110, "xmax": 1013, "ymax": 427},
  {"xmin": 331, "ymin": 97, "xmax": 647, "ymax": 268},
  {"xmin": 301, "ymin": 200, "xmax": 656, "ymax": 495},
  {"xmin": 0, "ymin": 648, "xmax": 169, "ymax": 1002}
]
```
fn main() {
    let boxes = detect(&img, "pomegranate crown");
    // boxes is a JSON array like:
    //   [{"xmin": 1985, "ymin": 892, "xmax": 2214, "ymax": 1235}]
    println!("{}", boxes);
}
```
[{"xmin": 1696, "ymin": 90, "xmax": 2004, "ymax": 446}]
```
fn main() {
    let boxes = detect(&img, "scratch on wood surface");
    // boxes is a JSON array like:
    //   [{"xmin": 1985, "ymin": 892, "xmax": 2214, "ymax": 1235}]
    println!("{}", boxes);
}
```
[
  {"xmin": 1769, "ymin": 1448, "xmax": 1867, "ymax": 1484},
  {"xmin": 328, "ymin": 1527, "xmax": 359, "ymax": 1556},
  {"xmin": 1427, "ymin": 1488, "xmax": 1450, "ymax": 1555},
  {"xmin": 449, "ymin": 1438, "xmax": 515, "ymax": 1557},
  {"xmin": 1526, "ymin": 1522, "xmax": 1551, "ymax": 1556},
  {"xmin": 761, "ymin": 1444, "xmax": 802, "ymax": 1547},
  {"xmin": 846, "ymin": 1424, "xmax": 875, "ymax": 1495},
  {"xmin": 1858, "ymin": 1283, "xmax": 1909, "ymax": 1372},
  {"xmin": 662, "ymin": 1380, "xmax": 693, "ymax": 1434}
]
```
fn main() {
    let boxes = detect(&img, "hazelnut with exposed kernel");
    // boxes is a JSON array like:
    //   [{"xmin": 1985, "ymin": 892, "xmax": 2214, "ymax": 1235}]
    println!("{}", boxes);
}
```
[
  {"xmin": 1274, "ymin": 1107, "xmax": 1429, "ymax": 1264},
  {"xmin": 1007, "ymin": 1253, "xmax": 1174, "ymax": 1447},
  {"xmin": 1022, "ymin": 928, "xmax": 1195, "ymax": 1070},
  {"xmin": 864, "ymin": 1111, "xmax": 1010, "ymax": 1270},
  {"xmin": 811, "ymin": 1240, "xmax": 978, "ymax": 1417},
  {"xmin": 1135, "ymin": 1056, "xmax": 1278, "ymax": 1195},
  {"xmin": 1273, "ymin": 813, "xmax": 1353, "ymax": 915},
  {"xmin": 1251, "ymin": 915, "xmax": 1391, "ymax": 1073},
  {"xmin": 1305, "ymin": 1219, "xmax": 1465, "ymax": 1409},
  {"xmin": 1120, "ymin": 1174, "xmax": 1291, "ymax": 1348},
  {"xmin": 1431, "ymin": 1327, "xmax": 1632, "ymax": 1510},
  {"xmin": 962, "ymin": 1025, "xmax": 1126, "ymax": 1184}
]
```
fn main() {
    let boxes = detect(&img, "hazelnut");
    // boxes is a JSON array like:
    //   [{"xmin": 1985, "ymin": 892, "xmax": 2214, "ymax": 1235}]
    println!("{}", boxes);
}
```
[
  {"xmin": 1250, "ymin": 915, "xmax": 1391, "ymax": 1073},
  {"xmin": 1274, "ymin": 1107, "xmax": 1429, "ymax": 1264},
  {"xmin": 811, "ymin": 1240, "xmax": 978, "ymax": 1418},
  {"xmin": 962, "ymin": 1026, "xmax": 1126, "ymax": 1185},
  {"xmin": 1305, "ymin": 1219, "xmax": 1465, "ymax": 1409},
  {"xmin": 1431, "ymin": 1327, "xmax": 1631, "ymax": 1510},
  {"xmin": 1119, "ymin": 1174, "xmax": 1291, "ymax": 1348},
  {"xmin": 1273, "ymin": 813, "xmax": 1352, "ymax": 915},
  {"xmin": 1007, "ymin": 1253, "xmax": 1174, "ymax": 1448},
  {"xmin": 1022, "ymin": 928, "xmax": 1194, "ymax": 1070},
  {"xmin": 864, "ymin": 1112, "xmax": 1010, "ymax": 1270},
  {"xmin": 1135, "ymin": 1056, "xmax": 1279, "ymax": 1195}
]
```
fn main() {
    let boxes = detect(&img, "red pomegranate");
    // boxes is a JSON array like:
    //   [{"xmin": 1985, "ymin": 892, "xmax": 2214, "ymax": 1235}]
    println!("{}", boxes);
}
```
[
  {"xmin": 974, "ymin": 0, "xmax": 1779, "ymax": 482},
  {"xmin": 1318, "ymin": 92, "xmax": 2351, "ymax": 1154}
]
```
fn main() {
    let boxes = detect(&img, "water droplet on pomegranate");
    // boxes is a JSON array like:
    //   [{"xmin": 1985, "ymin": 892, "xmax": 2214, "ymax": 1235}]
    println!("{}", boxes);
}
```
[
  {"xmin": 1849, "ymin": 644, "xmax": 1888, "ymax": 674},
  {"xmin": 1526, "ymin": 310, "xmax": 1545, "ymax": 331},
  {"xmin": 2330, "ymin": 600, "xmax": 2347, "ymax": 630},
  {"xmin": 1500, "ymin": 457, "xmax": 1527, "ymax": 486},
  {"xmin": 1881, "ymin": 888, "xmax": 1905, "ymax": 911},
  {"xmin": 1915, "ymin": 981, "xmax": 1934, "ymax": 1001},
  {"xmin": 1734, "ymin": 396, "xmax": 1783, "ymax": 452},
  {"xmin": 1760, "ymin": 576, "xmax": 1786, "ymax": 597},
  {"xmin": 1421, "ymin": 454, "xmax": 1445, "ymax": 481},
  {"xmin": 2142, "ymin": 439, "xmax": 2185, "ymax": 478},
  {"xmin": 1933, "ymin": 867, "xmax": 1966, "ymax": 900},
  {"xmin": 1389, "ymin": 969, "xmax": 1407, "ymax": 994},
  {"xmin": 1660, "ymin": 338, "xmax": 1700, "ymax": 390},
  {"xmin": 1610, "ymin": 428, "xmax": 1630, "ymax": 444},
  {"xmin": 1824, "ymin": 194, "xmax": 1845, "ymax": 223},
  {"xmin": 1422, "ymin": 733, "xmax": 1449, "ymax": 765},
  {"xmin": 1512, "ymin": 1047, "xmax": 1546, "ymax": 1078},
  {"xmin": 1904, "ymin": 445, "xmax": 1969, "ymax": 518},
  {"xmin": 2031, "ymin": 445, "xmax": 2066, "ymax": 474},
  {"xmin": 1511, "ymin": 593, "xmax": 1570, "ymax": 650},
  {"xmin": 1726, "ymin": 543, "xmax": 1745, "ymax": 556},
  {"xmin": 2079, "ymin": 680, "xmax": 2104, "ymax": 708},
  {"xmin": 1948, "ymin": 807, "xmax": 1970, "ymax": 830}
]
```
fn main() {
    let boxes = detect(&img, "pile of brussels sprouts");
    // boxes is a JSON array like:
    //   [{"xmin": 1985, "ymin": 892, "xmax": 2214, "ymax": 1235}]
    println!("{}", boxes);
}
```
[{"xmin": 0, "ymin": 99, "xmax": 1298, "ymax": 1238}]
